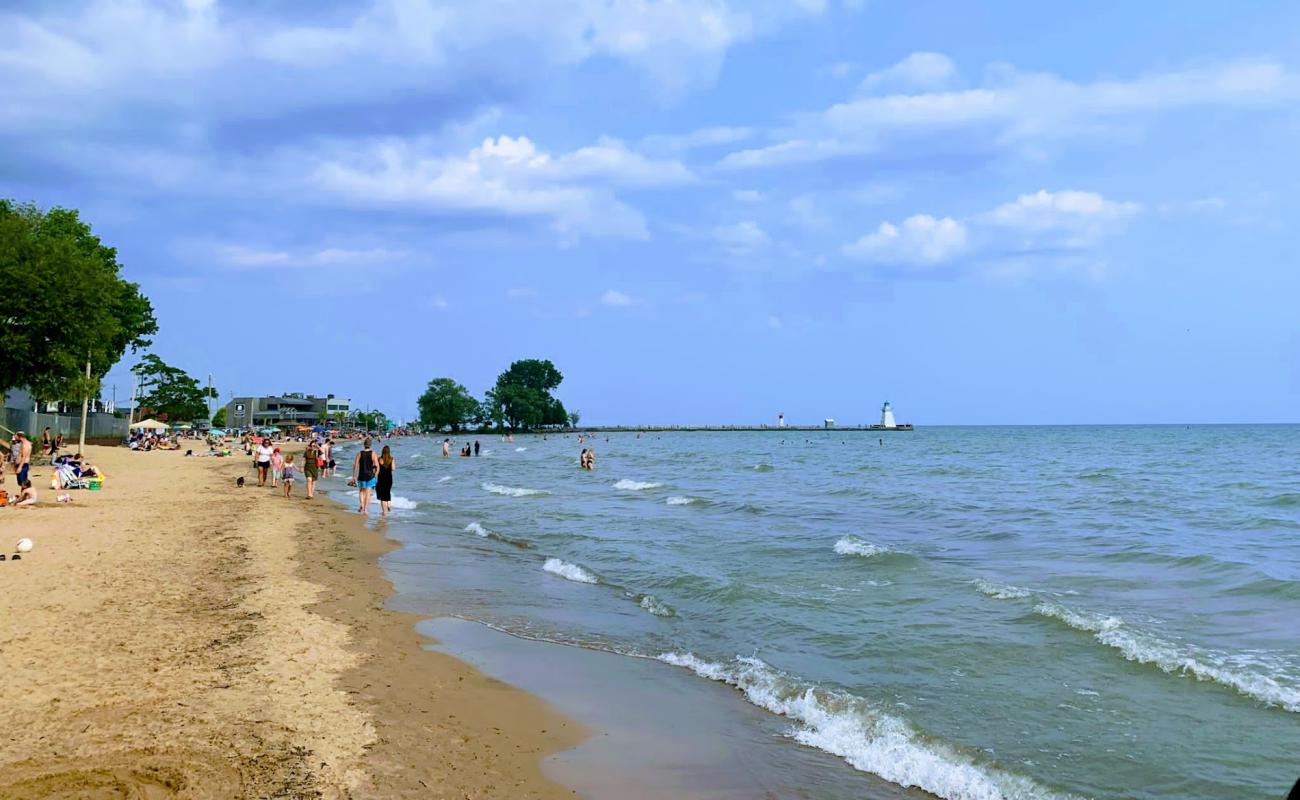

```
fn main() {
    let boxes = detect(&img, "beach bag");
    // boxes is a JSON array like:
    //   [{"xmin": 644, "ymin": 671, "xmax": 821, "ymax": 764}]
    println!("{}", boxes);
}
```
[{"xmin": 0, "ymin": 490, "xmax": 8, "ymax": 507}]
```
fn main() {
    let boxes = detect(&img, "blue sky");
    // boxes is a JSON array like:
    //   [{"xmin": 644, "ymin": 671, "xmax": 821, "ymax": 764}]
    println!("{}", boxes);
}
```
[{"xmin": 3, "ymin": 0, "xmax": 1299, "ymax": 425}]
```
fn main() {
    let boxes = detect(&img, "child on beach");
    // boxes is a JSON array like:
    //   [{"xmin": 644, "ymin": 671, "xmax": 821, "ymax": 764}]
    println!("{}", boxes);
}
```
[
  {"xmin": 282, "ymin": 455, "xmax": 296, "ymax": 498},
  {"xmin": 14, "ymin": 480, "xmax": 37, "ymax": 507},
  {"xmin": 270, "ymin": 447, "xmax": 284, "ymax": 487}
]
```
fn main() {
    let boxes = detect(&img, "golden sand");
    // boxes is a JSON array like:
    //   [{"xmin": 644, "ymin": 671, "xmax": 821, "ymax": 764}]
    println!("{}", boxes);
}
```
[{"xmin": 0, "ymin": 444, "xmax": 583, "ymax": 798}]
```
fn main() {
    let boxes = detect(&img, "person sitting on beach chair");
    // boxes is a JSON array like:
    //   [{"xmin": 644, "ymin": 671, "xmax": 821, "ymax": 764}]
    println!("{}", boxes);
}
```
[{"xmin": 54, "ymin": 463, "xmax": 90, "ymax": 490}]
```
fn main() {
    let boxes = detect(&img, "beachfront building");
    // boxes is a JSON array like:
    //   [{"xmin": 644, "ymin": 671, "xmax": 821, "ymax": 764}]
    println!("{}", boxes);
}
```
[
  {"xmin": 224, "ymin": 392, "xmax": 349, "ymax": 431},
  {"xmin": 2, "ymin": 387, "xmax": 126, "ymax": 440}
]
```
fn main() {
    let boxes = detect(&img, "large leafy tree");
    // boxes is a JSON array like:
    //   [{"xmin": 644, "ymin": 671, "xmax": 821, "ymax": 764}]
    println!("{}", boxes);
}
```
[
  {"xmin": 133, "ymin": 354, "xmax": 216, "ymax": 423},
  {"xmin": 484, "ymin": 359, "xmax": 567, "ymax": 431},
  {"xmin": 211, "ymin": 407, "xmax": 227, "ymax": 427},
  {"xmin": 0, "ymin": 200, "xmax": 157, "ymax": 403},
  {"xmin": 417, "ymin": 378, "xmax": 479, "ymax": 431}
]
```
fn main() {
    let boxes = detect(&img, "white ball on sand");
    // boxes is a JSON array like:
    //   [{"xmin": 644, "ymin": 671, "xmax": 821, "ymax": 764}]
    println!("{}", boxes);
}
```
[{"xmin": 16, "ymin": 538, "xmax": 33, "ymax": 553}]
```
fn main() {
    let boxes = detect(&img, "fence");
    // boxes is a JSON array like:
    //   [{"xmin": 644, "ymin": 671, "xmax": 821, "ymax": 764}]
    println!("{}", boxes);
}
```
[{"xmin": 2, "ymin": 408, "xmax": 128, "ymax": 442}]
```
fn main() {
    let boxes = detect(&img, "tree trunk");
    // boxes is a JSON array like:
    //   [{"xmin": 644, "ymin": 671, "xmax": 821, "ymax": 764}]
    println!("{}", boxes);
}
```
[{"xmin": 78, "ymin": 358, "xmax": 91, "ymax": 453}]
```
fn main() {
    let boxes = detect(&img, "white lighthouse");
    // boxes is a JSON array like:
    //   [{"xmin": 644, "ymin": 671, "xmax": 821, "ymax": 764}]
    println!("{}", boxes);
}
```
[{"xmin": 880, "ymin": 401, "xmax": 897, "ymax": 429}]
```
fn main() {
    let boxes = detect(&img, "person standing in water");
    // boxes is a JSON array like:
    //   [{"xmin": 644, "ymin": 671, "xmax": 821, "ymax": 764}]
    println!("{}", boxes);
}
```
[
  {"xmin": 442, "ymin": 438, "xmax": 451, "ymax": 458},
  {"xmin": 352, "ymin": 437, "xmax": 380, "ymax": 514},
  {"xmin": 376, "ymin": 445, "xmax": 395, "ymax": 518},
  {"xmin": 473, "ymin": 440, "xmax": 480, "ymax": 456}
]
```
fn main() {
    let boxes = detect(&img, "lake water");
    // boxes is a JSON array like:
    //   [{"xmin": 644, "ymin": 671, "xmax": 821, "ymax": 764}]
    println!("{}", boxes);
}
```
[{"xmin": 339, "ymin": 426, "xmax": 1299, "ymax": 799}]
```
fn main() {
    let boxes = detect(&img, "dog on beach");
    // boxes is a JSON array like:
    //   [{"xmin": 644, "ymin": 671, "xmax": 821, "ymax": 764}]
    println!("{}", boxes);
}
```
[{"xmin": 236, "ymin": 476, "xmax": 245, "ymax": 488}]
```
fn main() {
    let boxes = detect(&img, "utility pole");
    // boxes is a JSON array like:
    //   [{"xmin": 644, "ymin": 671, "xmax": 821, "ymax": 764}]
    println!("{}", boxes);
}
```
[
  {"xmin": 78, "ymin": 356, "xmax": 91, "ymax": 453},
  {"xmin": 207, "ymin": 373, "xmax": 213, "ymax": 425}
]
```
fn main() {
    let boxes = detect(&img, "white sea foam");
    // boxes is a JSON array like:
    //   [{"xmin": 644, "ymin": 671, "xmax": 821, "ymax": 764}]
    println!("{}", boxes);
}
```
[
  {"xmin": 834, "ymin": 537, "xmax": 889, "ymax": 558},
  {"xmin": 543, "ymin": 558, "xmax": 599, "ymax": 584},
  {"xmin": 665, "ymin": 496, "xmax": 697, "ymax": 505},
  {"xmin": 1035, "ymin": 602, "xmax": 1300, "ymax": 713},
  {"xmin": 465, "ymin": 522, "xmax": 491, "ymax": 538},
  {"xmin": 388, "ymin": 495, "xmax": 418, "ymax": 510},
  {"xmin": 638, "ymin": 594, "xmax": 676, "ymax": 617},
  {"xmin": 973, "ymin": 579, "xmax": 1032, "ymax": 600},
  {"xmin": 437, "ymin": 475, "xmax": 452, "ymax": 483},
  {"xmin": 482, "ymin": 482, "xmax": 549, "ymax": 497},
  {"xmin": 614, "ymin": 479, "xmax": 663, "ymax": 491},
  {"xmin": 657, "ymin": 653, "xmax": 1074, "ymax": 800},
  {"xmin": 515, "ymin": 446, "xmax": 528, "ymax": 452},
  {"xmin": 409, "ymin": 453, "xmax": 423, "ymax": 459}
]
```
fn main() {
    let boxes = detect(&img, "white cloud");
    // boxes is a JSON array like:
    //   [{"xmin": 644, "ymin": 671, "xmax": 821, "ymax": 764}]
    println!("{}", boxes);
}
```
[
  {"xmin": 843, "ymin": 188, "xmax": 1141, "ymax": 273},
  {"xmin": 216, "ymin": 244, "xmax": 405, "ymax": 269},
  {"xmin": 842, "ymin": 215, "xmax": 968, "ymax": 266},
  {"xmin": 860, "ymin": 52, "xmax": 956, "ymax": 93},
  {"xmin": 601, "ymin": 289, "xmax": 635, "ymax": 306},
  {"xmin": 733, "ymin": 189, "xmax": 765, "ymax": 203},
  {"xmin": 720, "ymin": 57, "xmax": 1297, "ymax": 170},
  {"xmin": 430, "ymin": 295, "xmax": 450, "ymax": 310},
  {"xmin": 309, "ymin": 134, "xmax": 694, "ymax": 239},
  {"xmin": 983, "ymin": 189, "xmax": 1141, "ymax": 247},
  {"xmin": 714, "ymin": 220, "xmax": 771, "ymax": 254},
  {"xmin": 641, "ymin": 126, "xmax": 754, "ymax": 153}
]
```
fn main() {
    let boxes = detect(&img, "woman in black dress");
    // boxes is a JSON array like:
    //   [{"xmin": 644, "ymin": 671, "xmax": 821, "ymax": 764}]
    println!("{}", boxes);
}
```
[{"xmin": 376, "ymin": 445, "xmax": 395, "ymax": 518}]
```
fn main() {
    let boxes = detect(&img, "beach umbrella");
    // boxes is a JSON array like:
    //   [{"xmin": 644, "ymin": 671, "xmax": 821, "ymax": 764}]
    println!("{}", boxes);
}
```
[
  {"xmin": 130, "ymin": 418, "xmax": 168, "ymax": 430},
  {"xmin": 209, "ymin": 428, "xmax": 226, "ymax": 436},
  {"xmin": 173, "ymin": 423, "xmax": 193, "ymax": 430}
]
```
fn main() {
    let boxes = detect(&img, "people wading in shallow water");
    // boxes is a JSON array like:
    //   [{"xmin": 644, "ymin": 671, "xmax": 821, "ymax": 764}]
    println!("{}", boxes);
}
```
[
  {"xmin": 352, "ymin": 436, "xmax": 380, "ymax": 514},
  {"xmin": 376, "ymin": 445, "xmax": 395, "ymax": 518},
  {"xmin": 579, "ymin": 448, "xmax": 596, "ymax": 470},
  {"xmin": 442, "ymin": 438, "xmax": 451, "ymax": 458}
]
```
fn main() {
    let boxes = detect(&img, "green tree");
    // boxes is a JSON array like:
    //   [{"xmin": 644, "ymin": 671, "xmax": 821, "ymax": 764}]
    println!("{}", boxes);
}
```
[
  {"xmin": 0, "ymin": 200, "xmax": 157, "ymax": 404},
  {"xmin": 211, "ymin": 406, "xmax": 227, "ymax": 427},
  {"xmin": 132, "ymin": 354, "xmax": 216, "ymax": 423},
  {"xmin": 486, "ymin": 359, "xmax": 567, "ymax": 431},
  {"xmin": 353, "ymin": 410, "xmax": 385, "ymax": 431},
  {"xmin": 567, "ymin": 410, "xmax": 581, "ymax": 428},
  {"xmin": 417, "ymin": 378, "xmax": 479, "ymax": 431}
]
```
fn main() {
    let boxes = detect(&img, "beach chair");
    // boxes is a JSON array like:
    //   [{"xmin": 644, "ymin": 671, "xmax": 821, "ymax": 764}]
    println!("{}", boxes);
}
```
[{"xmin": 55, "ymin": 463, "xmax": 89, "ymax": 490}]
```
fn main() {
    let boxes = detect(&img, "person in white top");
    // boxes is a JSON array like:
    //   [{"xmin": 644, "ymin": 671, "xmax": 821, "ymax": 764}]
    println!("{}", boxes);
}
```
[{"xmin": 255, "ymin": 439, "xmax": 274, "ymax": 487}]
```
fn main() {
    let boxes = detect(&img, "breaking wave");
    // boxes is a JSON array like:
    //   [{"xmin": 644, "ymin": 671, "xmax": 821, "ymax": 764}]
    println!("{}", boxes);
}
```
[
  {"xmin": 638, "ymin": 594, "xmax": 676, "ymax": 617},
  {"xmin": 657, "ymin": 652, "xmax": 1075, "ymax": 800},
  {"xmin": 464, "ymin": 521, "xmax": 531, "ymax": 549},
  {"xmin": 614, "ymin": 479, "xmax": 664, "ymax": 491},
  {"xmin": 973, "ymin": 579, "xmax": 1031, "ymax": 600},
  {"xmin": 1035, "ymin": 602, "xmax": 1300, "ymax": 713},
  {"xmin": 482, "ymin": 482, "xmax": 549, "ymax": 497},
  {"xmin": 388, "ymin": 495, "xmax": 418, "ymax": 510},
  {"xmin": 834, "ymin": 537, "xmax": 890, "ymax": 558},
  {"xmin": 543, "ymin": 558, "xmax": 599, "ymax": 584},
  {"xmin": 666, "ymin": 496, "xmax": 698, "ymax": 506}
]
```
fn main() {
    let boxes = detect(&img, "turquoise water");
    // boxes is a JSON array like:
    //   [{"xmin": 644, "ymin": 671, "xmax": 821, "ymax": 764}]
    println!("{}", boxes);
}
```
[{"xmin": 350, "ymin": 426, "xmax": 1299, "ymax": 799}]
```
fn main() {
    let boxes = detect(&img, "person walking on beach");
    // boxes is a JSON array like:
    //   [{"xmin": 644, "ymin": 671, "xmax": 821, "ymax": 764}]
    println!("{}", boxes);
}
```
[
  {"xmin": 352, "ymin": 437, "xmax": 380, "ymax": 514},
  {"xmin": 376, "ymin": 445, "xmax": 395, "ymax": 518},
  {"xmin": 303, "ymin": 439, "xmax": 320, "ymax": 499},
  {"xmin": 281, "ymin": 455, "xmax": 297, "ymax": 498},
  {"xmin": 255, "ymin": 438, "xmax": 273, "ymax": 487},
  {"xmin": 12, "ymin": 432, "xmax": 32, "ymax": 486},
  {"xmin": 270, "ymin": 447, "xmax": 284, "ymax": 487}
]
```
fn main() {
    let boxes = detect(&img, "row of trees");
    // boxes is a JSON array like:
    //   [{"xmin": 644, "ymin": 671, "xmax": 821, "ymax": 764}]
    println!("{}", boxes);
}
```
[
  {"xmin": 417, "ymin": 359, "xmax": 579, "ymax": 432},
  {"xmin": 0, "ymin": 200, "xmax": 157, "ymax": 411}
]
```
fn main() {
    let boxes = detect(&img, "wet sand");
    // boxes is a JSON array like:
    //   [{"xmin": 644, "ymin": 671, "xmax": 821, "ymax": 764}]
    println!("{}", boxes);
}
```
[{"xmin": 0, "ymin": 443, "xmax": 583, "ymax": 798}]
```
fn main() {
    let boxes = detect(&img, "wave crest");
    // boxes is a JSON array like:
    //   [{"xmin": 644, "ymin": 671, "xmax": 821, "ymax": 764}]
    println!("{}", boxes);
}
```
[
  {"xmin": 973, "ymin": 579, "xmax": 1031, "ymax": 600},
  {"xmin": 482, "ymin": 482, "xmax": 549, "ymax": 497},
  {"xmin": 638, "ymin": 594, "xmax": 676, "ymax": 617},
  {"xmin": 834, "ymin": 537, "xmax": 889, "ymax": 558},
  {"xmin": 543, "ymin": 558, "xmax": 599, "ymax": 584},
  {"xmin": 1035, "ymin": 602, "xmax": 1300, "ymax": 713},
  {"xmin": 657, "ymin": 652, "xmax": 1075, "ymax": 800},
  {"xmin": 614, "ymin": 479, "xmax": 663, "ymax": 491},
  {"xmin": 665, "ymin": 496, "xmax": 697, "ymax": 506}
]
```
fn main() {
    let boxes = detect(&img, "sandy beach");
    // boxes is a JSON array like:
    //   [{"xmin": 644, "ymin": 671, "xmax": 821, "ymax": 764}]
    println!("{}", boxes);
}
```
[{"xmin": 0, "ymin": 444, "xmax": 583, "ymax": 799}]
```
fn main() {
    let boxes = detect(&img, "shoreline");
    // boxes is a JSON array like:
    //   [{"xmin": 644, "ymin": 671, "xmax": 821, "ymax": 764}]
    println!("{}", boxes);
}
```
[{"xmin": 0, "ymin": 444, "xmax": 584, "ymax": 798}]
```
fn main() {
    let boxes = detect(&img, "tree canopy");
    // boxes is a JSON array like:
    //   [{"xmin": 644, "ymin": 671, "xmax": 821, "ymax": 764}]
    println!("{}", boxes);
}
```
[
  {"xmin": 417, "ymin": 378, "xmax": 479, "ymax": 431},
  {"xmin": 133, "ymin": 354, "xmax": 216, "ymax": 423},
  {"xmin": 484, "ymin": 359, "xmax": 567, "ymax": 431},
  {"xmin": 0, "ymin": 200, "xmax": 157, "ymax": 401}
]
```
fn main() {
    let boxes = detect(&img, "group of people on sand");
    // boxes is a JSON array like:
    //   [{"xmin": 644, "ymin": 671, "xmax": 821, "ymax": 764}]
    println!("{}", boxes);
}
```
[
  {"xmin": 1, "ymin": 430, "xmax": 37, "ymax": 507},
  {"xmin": 248, "ymin": 435, "xmax": 338, "ymax": 499},
  {"xmin": 350, "ymin": 436, "xmax": 396, "ymax": 517}
]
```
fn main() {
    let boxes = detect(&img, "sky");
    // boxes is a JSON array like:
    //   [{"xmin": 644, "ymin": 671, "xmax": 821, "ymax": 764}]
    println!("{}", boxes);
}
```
[{"xmin": 3, "ymin": 0, "xmax": 1299, "ymax": 426}]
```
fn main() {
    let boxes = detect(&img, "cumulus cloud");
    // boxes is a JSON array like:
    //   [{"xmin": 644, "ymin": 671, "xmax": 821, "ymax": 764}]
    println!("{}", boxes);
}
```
[
  {"xmin": 720, "ymin": 56, "xmax": 1297, "ymax": 169},
  {"xmin": 843, "ymin": 189, "xmax": 1141, "ymax": 272},
  {"xmin": 714, "ymin": 220, "xmax": 772, "ymax": 254},
  {"xmin": 308, "ymin": 134, "xmax": 694, "ymax": 239},
  {"xmin": 842, "ymin": 215, "xmax": 968, "ymax": 265},
  {"xmin": 601, "ymin": 289, "xmax": 635, "ymax": 306},
  {"xmin": 859, "ymin": 52, "xmax": 957, "ymax": 93}
]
